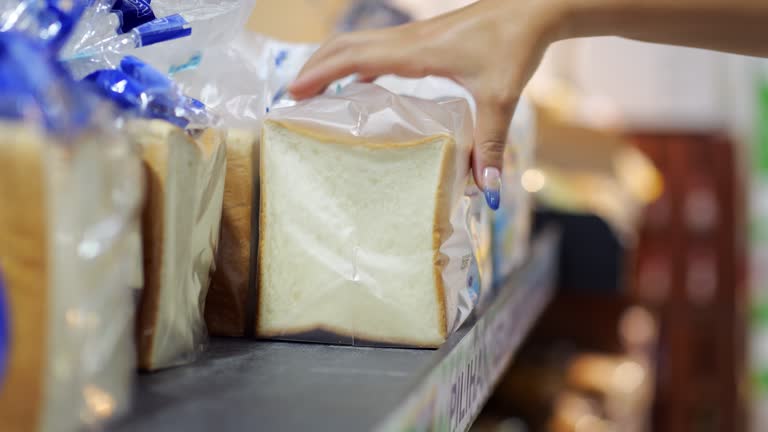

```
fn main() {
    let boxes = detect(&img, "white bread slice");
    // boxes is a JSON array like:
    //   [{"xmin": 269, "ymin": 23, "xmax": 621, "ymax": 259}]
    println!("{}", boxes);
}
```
[
  {"xmin": 131, "ymin": 120, "xmax": 226, "ymax": 370},
  {"xmin": 257, "ymin": 120, "xmax": 459, "ymax": 347},
  {"xmin": 0, "ymin": 123, "xmax": 140, "ymax": 432},
  {"xmin": 205, "ymin": 129, "xmax": 258, "ymax": 337}
]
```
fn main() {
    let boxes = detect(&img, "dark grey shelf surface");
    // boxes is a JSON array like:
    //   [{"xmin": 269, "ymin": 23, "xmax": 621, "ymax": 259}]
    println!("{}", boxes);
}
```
[{"xmin": 111, "ymin": 230, "xmax": 559, "ymax": 432}]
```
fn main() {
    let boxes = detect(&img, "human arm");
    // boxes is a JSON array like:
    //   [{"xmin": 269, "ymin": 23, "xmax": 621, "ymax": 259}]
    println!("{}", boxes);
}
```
[{"xmin": 289, "ymin": 0, "xmax": 768, "ymax": 209}]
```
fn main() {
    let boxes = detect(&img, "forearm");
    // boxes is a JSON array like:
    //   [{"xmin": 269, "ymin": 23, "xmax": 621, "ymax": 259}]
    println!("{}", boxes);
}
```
[{"xmin": 553, "ymin": 0, "xmax": 768, "ymax": 57}]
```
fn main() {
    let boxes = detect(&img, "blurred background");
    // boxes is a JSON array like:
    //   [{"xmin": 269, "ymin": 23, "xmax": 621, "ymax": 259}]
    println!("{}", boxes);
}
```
[{"xmin": 246, "ymin": 0, "xmax": 768, "ymax": 431}]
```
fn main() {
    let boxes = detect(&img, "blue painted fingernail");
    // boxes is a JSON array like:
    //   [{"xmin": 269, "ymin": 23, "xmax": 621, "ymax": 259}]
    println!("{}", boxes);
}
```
[
  {"xmin": 484, "ymin": 189, "xmax": 500, "ymax": 210},
  {"xmin": 483, "ymin": 167, "xmax": 501, "ymax": 211}
]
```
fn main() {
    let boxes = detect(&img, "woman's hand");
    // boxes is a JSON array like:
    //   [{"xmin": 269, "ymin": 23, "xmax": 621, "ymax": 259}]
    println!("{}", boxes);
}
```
[{"xmin": 289, "ymin": 0, "xmax": 565, "ymax": 210}]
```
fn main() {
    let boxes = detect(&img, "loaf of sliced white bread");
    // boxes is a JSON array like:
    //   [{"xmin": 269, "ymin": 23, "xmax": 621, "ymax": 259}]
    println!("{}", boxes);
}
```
[
  {"xmin": 257, "ymin": 84, "xmax": 472, "ymax": 347},
  {"xmin": 204, "ymin": 129, "xmax": 259, "ymax": 337},
  {"xmin": 0, "ymin": 123, "xmax": 140, "ymax": 432},
  {"xmin": 129, "ymin": 120, "xmax": 226, "ymax": 370}
]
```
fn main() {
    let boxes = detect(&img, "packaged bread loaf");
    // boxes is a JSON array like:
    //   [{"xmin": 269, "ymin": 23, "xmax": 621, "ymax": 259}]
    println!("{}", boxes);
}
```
[
  {"xmin": 152, "ymin": 33, "xmax": 277, "ymax": 337},
  {"xmin": 257, "ymin": 83, "xmax": 478, "ymax": 347},
  {"xmin": 0, "ymin": 121, "xmax": 142, "ymax": 432},
  {"xmin": 128, "ymin": 119, "xmax": 226, "ymax": 370}
]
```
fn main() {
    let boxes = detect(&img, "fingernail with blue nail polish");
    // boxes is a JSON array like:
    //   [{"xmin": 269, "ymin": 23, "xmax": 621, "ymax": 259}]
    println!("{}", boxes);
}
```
[{"xmin": 483, "ymin": 167, "xmax": 501, "ymax": 210}]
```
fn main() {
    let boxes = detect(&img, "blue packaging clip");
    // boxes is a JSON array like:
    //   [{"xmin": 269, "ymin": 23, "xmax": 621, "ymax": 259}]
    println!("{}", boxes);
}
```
[
  {"xmin": 82, "ymin": 57, "xmax": 209, "ymax": 129},
  {"xmin": 133, "ymin": 14, "xmax": 190, "ymax": 47},
  {"xmin": 111, "ymin": 0, "xmax": 156, "ymax": 33},
  {"xmin": 120, "ymin": 55, "xmax": 172, "ymax": 90},
  {"xmin": 83, "ymin": 69, "xmax": 145, "ymax": 110}
]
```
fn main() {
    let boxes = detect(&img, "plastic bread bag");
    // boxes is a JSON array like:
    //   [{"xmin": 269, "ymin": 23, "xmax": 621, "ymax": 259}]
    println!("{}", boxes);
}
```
[
  {"xmin": 493, "ymin": 97, "xmax": 537, "ymax": 285},
  {"xmin": 375, "ymin": 76, "xmax": 537, "ymax": 286},
  {"xmin": 83, "ymin": 55, "xmax": 226, "ymax": 370},
  {"xmin": 164, "ymin": 31, "xmax": 278, "ymax": 128},
  {"xmin": 166, "ymin": 35, "xmax": 320, "ymax": 337},
  {"xmin": 0, "ymin": 0, "xmax": 87, "ymax": 51},
  {"xmin": 169, "ymin": 37, "xmax": 270, "ymax": 337},
  {"xmin": 0, "ymin": 30, "xmax": 142, "ymax": 432},
  {"xmin": 83, "ymin": 55, "xmax": 217, "ymax": 129},
  {"xmin": 149, "ymin": 33, "xmax": 317, "ymax": 337},
  {"xmin": 61, "ymin": 0, "xmax": 192, "ymax": 78},
  {"xmin": 257, "ymin": 83, "xmax": 476, "ymax": 347},
  {"xmin": 113, "ymin": 0, "xmax": 257, "ymax": 80},
  {"xmin": 127, "ymin": 119, "xmax": 226, "ymax": 371},
  {"xmin": 61, "ymin": 0, "xmax": 255, "ymax": 78},
  {"xmin": 374, "ymin": 75, "xmax": 495, "ymax": 302}
]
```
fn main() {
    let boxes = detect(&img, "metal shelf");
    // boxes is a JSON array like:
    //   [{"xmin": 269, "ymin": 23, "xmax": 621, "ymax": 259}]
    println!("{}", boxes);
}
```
[{"xmin": 111, "ymin": 229, "xmax": 559, "ymax": 432}]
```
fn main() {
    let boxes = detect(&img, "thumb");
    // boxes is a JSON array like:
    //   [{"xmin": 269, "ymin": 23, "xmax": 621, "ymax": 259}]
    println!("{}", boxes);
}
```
[{"xmin": 472, "ymin": 98, "xmax": 516, "ymax": 210}]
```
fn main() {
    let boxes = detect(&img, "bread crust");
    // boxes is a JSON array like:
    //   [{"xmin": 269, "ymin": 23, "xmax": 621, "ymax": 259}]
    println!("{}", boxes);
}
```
[
  {"xmin": 135, "ymin": 124, "xmax": 170, "ymax": 371},
  {"xmin": 205, "ymin": 130, "xmax": 259, "ymax": 337},
  {"xmin": 255, "ymin": 119, "xmax": 457, "ymax": 345},
  {"xmin": 0, "ymin": 127, "xmax": 48, "ymax": 431}
]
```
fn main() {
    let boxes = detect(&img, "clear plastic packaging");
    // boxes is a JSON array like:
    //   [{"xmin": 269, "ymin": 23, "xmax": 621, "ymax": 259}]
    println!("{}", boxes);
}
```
[
  {"xmin": 76, "ymin": 48, "xmax": 224, "ymax": 370},
  {"xmin": 128, "ymin": 120, "xmax": 226, "ymax": 371},
  {"xmin": 257, "ymin": 83, "xmax": 477, "ymax": 347},
  {"xmin": 157, "ymin": 33, "xmax": 316, "ymax": 337},
  {"xmin": 83, "ymin": 55, "xmax": 217, "ymax": 129},
  {"xmin": 377, "ymin": 76, "xmax": 538, "ymax": 287},
  {"xmin": 0, "ymin": 69, "xmax": 142, "ymax": 432},
  {"xmin": 163, "ymin": 31, "xmax": 278, "ymax": 128},
  {"xmin": 0, "ymin": 4, "xmax": 140, "ymax": 430},
  {"xmin": 373, "ymin": 75, "xmax": 497, "ymax": 304},
  {"xmin": 0, "ymin": 0, "xmax": 86, "ymax": 51},
  {"xmin": 61, "ymin": 0, "xmax": 192, "ymax": 78},
  {"xmin": 61, "ymin": 0, "xmax": 254, "ymax": 78},
  {"xmin": 114, "ymin": 0, "xmax": 257, "ymax": 79},
  {"xmin": 493, "ymin": 97, "xmax": 537, "ymax": 285},
  {"xmin": 22, "ymin": 0, "xmax": 227, "ymax": 373}
]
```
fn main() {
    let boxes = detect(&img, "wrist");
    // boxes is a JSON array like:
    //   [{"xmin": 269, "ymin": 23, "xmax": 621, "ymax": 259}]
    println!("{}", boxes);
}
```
[
  {"xmin": 518, "ymin": 0, "xmax": 576, "ymax": 44},
  {"xmin": 542, "ymin": 0, "xmax": 576, "ymax": 41},
  {"xmin": 556, "ymin": 0, "xmax": 609, "ymax": 39}
]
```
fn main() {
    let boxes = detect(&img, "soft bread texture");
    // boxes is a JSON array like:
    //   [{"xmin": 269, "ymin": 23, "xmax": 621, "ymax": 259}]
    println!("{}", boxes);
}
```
[
  {"xmin": 132, "ymin": 120, "xmax": 226, "ymax": 370},
  {"xmin": 205, "ymin": 129, "xmax": 258, "ymax": 337},
  {"xmin": 0, "ymin": 126, "xmax": 48, "ymax": 432},
  {"xmin": 257, "ymin": 120, "xmax": 459, "ymax": 347}
]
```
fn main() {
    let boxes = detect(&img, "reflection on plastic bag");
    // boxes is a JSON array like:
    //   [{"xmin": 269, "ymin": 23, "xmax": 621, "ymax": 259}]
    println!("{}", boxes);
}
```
[{"xmin": 257, "ymin": 83, "xmax": 477, "ymax": 347}]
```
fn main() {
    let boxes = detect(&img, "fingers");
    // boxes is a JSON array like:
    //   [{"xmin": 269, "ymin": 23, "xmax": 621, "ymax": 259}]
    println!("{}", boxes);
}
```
[
  {"xmin": 472, "ymin": 97, "xmax": 516, "ymax": 210},
  {"xmin": 289, "ymin": 28, "xmax": 433, "ymax": 99},
  {"xmin": 356, "ymin": 73, "xmax": 379, "ymax": 84}
]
